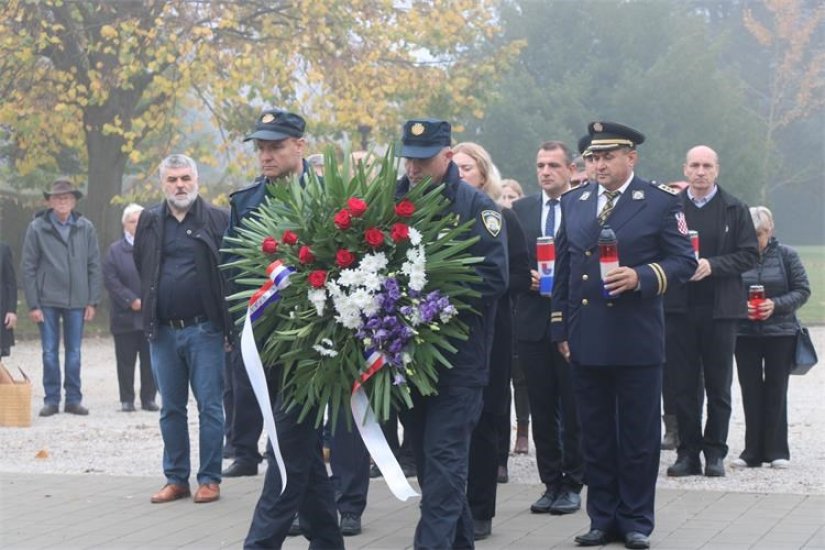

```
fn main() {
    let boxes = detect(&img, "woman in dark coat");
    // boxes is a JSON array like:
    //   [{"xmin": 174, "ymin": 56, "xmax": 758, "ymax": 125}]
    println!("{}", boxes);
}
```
[
  {"xmin": 0, "ymin": 241, "xmax": 18, "ymax": 357},
  {"xmin": 733, "ymin": 206, "xmax": 810, "ymax": 469},
  {"xmin": 102, "ymin": 204, "xmax": 157, "ymax": 412}
]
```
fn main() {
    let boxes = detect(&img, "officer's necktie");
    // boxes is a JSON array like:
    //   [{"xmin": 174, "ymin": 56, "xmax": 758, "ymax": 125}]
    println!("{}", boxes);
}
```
[
  {"xmin": 545, "ymin": 198, "xmax": 558, "ymax": 237},
  {"xmin": 598, "ymin": 190, "xmax": 620, "ymax": 225}
]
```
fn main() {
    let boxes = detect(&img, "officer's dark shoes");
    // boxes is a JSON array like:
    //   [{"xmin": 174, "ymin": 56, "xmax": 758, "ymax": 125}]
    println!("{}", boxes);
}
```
[
  {"xmin": 666, "ymin": 456, "xmax": 702, "ymax": 477},
  {"xmin": 142, "ymin": 400, "xmax": 160, "ymax": 412},
  {"xmin": 340, "ymin": 513, "xmax": 362, "ymax": 536},
  {"xmin": 222, "ymin": 460, "xmax": 258, "ymax": 477},
  {"xmin": 530, "ymin": 489, "xmax": 557, "ymax": 513},
  {"xmin": 704, "ymin": 457, "xmax": 726, "ymax": 477},
  {"xmin": 287, "ymin": 515, "xmax": 301, "ymax": 537},
  {"xmin": 65, "ymin": 403, "xmax": 89, "ymax": 415},
  {"xmin": 625, "ymin": 531, "xmax": 650, "ymax": 549},
  {"xmin": 39, "ymin": 404, "xmax": 59, "ymax": 417},
  {"xmin": 550, "ymin": 489, "xmax": 581, "ymax": 515},
  {"xmin": 369, "ymin": 462, "xmax": 382, "ymax": 478},
  {"xmin": 121, "ymin": 401, "xmax": 136, "ymax": 412},
  {"xmin": 575, "ymin": 529, "xmax": 616, "ymax": 547},
  {"xmin": 473, "ymin": 519, "xmax": 492, "ymax": 540}
]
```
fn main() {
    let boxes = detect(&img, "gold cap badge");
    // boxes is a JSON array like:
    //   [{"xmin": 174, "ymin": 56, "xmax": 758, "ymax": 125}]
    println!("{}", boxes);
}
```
[
  {"xmin": 593, "ymin": 122, "xmax": 603, "ymax": 132},
  {"xmin": 411, "ymin": 122, "xmax": 425, "ymax": 136},
  {"xmin": 261, "ymin": 113, "xmax": 275, "ymax": 124}
]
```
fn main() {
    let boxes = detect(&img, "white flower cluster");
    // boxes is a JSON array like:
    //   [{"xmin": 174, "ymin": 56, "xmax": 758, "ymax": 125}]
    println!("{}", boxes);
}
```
[
  {"xmin": 312, "ymin": 338, "xmax": 339, "ymax": 357},
  {"xmin": 401, "ymin": 245, "xmax": 427, "ymax": 291}
]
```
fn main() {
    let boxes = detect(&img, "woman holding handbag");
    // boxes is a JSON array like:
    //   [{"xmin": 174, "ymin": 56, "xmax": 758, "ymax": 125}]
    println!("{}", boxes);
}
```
[{"xmin": 733, "ymin": 206, "xmax": 810, "ymax": 469}]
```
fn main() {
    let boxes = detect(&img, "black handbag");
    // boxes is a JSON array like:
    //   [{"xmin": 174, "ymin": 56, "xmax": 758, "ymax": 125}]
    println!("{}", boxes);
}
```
[{"xmin": 790, "ymin": 326, "xmax": 818, "ymax": 375}]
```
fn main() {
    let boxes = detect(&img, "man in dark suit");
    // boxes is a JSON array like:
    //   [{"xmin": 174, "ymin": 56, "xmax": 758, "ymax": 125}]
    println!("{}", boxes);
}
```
[
  {"xmin": 552, "ymin": 122, "xmax": 697, "ymax": 549},
  {"xmin": 512, "ymin": 141, "xmax": 585, "ymax": 516}
]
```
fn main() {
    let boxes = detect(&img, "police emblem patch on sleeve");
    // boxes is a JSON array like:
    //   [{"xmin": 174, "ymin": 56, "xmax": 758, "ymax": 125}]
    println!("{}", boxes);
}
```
[{"xmin": 481, "ymin": 210, "xmax": 502, "ymax": 237}]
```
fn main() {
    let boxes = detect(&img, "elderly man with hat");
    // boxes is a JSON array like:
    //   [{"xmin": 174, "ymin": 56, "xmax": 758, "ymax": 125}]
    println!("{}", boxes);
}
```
[
  {"xmin": 550, "ymin": 122, "xmax": 697, "ymax": 549},
  {"xmin": 22, "ymin": 179, "xmax": 102, "ymax": 417},
  {"xmin": 396, "ymin": 118, "xmax": 509, "ymax": 549},
  {"xmin": 226, "ymin": 109, "xmax": 345, "ymax": 550}
]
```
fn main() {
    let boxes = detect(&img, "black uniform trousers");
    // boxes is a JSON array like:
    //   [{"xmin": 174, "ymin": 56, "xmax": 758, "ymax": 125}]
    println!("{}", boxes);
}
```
[
  {"xmin": 734, "ymin": 335, "xmax": 795, "ymax": 464},
  {"xmin": 329, "ymin": 408, "xmax": 370, "ymax": 517},
  {"xmin": 224, "ymin": 347, "xmax": 263, "ymax": 466},
  {"xmin": 668, "ymin": 306, "xmax": 737, "ymax": 461},
  {"xmin": 517, "ymin": 337, "xmax": 584, "ymax": 492},
  {"xmin": 408, "ymin": 385, "xmax": 483, "ymax": 550},
  {"xmin": 113, "ymin": 330, "xmax": 155, "ymax": 405},
  {"xmin": 573, "ymin": 363, "xmax": 661, "ymax": 537},
  {"xmin": 244, "ymin": 396, "xmax": 343, "ymax": 549}
]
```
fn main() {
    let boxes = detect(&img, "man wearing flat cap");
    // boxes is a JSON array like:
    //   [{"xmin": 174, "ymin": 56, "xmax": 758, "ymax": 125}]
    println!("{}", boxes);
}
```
[
  {"xmin": 396, "ymin": 118, "xmax": 509, "ymax": 549},
  {"xmin": 551, "ymin": 122, "xmax": 697, "ymax": 549},
  {"xmin": 227, "ymin": 110, "xmax": 344, "ymax": 550},
  {"xmin": 22, "ymin": 179, "xmax": 102, "ymax": 417}
]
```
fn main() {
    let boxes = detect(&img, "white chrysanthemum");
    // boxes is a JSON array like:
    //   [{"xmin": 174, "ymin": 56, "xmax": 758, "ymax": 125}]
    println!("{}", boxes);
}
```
[
  {"xmin": 409, "ymin": 270, "xmax": 427, "ymax": 291},
  {"xmin": 361, "ymin": 272, "xmax": 384, "ymax": 292},
  {"xmin": 350, "ymin": 288, "xmax": 376, "ymax": 313},
  {"xmin": 408, "ymin": 227, "xmax": 422, "ymax": 246},
  {"xmin": 338, "ymin": 268, "xmax": 360, "ymax": 288},
  {"xmin": 307, "ymin": 289, "xmax": 327, "ymax": 316},
  {"xmin": 312, "ymin": 339, "xmax": 339, "ymax": 357},
  {"xmin": 360, "ymin": 252, "xmax": 388, "ymax": 274}
]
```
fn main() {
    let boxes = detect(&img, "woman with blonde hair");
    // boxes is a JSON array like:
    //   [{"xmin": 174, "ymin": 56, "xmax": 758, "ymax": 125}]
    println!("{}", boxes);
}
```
[{"xmin": 499, "ymin": 179, "xmax": 524, "ymax": 209}]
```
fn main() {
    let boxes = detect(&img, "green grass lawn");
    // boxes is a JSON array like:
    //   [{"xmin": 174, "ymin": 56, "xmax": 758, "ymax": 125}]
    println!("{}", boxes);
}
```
[{"xmin": 795, "ymin": 245, "xmax": 824, "ymax": 326}]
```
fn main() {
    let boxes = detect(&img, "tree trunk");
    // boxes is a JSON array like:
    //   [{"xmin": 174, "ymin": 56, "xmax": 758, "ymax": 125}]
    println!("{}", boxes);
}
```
[{"xmin": 84, "ymin": 126, "xmax": 128, "ymax": 248}]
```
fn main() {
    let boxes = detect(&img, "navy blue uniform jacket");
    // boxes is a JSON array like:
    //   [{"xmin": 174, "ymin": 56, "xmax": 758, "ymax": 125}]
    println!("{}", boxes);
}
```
[
  {"xmin": 550, "ymin": 177, "xmax": 696, "ymax": 366},
  {"xmin": 397, "ymin": 162, "xmax": 509, "ymax": 387}
]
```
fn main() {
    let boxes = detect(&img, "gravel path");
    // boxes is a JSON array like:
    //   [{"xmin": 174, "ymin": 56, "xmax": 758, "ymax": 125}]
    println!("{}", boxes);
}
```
[{"xmin": 1, "ymin": 329, "xmax": 823, "ymax": 495}]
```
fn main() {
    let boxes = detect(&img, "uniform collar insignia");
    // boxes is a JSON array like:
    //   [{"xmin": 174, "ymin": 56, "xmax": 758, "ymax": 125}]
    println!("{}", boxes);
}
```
[
  {"xmin": 632, "ymin": 190, "xmax": 645, "ymax": 200},
  {"xmin": 580, "ymin": 191, "xmax": 591, "ymax": 200}
]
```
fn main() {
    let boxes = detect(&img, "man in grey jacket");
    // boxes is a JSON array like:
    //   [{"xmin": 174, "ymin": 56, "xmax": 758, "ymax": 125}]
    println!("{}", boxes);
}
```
[{"xmin": 22, "ymin": 179, "xmax": 102, "ymax": 417}]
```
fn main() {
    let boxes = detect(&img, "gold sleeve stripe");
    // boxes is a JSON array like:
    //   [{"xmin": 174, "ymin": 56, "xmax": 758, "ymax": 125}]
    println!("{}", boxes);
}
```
[{"xmin": 650, "ymin": 263, "xmax": 667, "ymax": 295}]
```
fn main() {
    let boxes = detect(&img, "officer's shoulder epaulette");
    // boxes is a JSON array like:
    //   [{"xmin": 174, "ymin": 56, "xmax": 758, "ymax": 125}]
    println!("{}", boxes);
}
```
[
  {"xmin": 652, "ymin": 181, "xmax": 679, "ymax": 195},
  {"xmin": 229, "ymin": 178, "xmax": 265, "ymax": 198},
  {"xmin": 563, "ymin": 181, "xmax": 591, "ymax": 196}
]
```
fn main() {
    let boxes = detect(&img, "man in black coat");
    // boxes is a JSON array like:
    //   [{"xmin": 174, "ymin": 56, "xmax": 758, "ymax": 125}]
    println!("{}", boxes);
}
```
[
  {"xmin": 511, "ymin": 140, "xmax": 584, "ymax": 516},
  {"xmin": 665, "ymin": 145, "xmax": 758, "ymax": 478}
]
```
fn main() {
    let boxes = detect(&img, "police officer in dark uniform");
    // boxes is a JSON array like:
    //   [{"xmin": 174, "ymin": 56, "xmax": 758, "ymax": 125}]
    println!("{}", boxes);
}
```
[
  {"xmin": 551, "ymin": 122, "xmax": 696, "ymax": 549},
  {"xmin": 227, "ymin": 109, "xmax": 344, "ymax": 550},
  {"xmin": 396, "ymin": 118, "xmax": 508, "ymax": 549}
]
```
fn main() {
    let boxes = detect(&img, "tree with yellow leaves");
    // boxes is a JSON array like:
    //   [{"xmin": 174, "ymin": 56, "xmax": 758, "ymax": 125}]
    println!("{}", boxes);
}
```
[{"xmin": 0, "ymin": 0, "xmax": 520, "ymax": 239}]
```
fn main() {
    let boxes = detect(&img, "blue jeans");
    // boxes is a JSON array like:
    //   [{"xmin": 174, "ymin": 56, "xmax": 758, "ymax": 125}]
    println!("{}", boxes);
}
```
[
  {"xmin": 150, "ymin": 321, "xmax": 225, "ymax": 485},
  {"xmin": 39, "ymin": 307, "xmax": 85, "ymax": 406}
]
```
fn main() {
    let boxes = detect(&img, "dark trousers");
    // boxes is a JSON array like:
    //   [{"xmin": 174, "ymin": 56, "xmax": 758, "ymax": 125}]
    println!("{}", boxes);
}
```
[
  {"xmin": 573, "ymin": 363, "xmax": 661, "ymax": 537},
  {"xmin": 511, "ymin": 354, "xmax": 530, "ymax": 424},
  {"xmin": 224, "ymin": 347, "xmax": 263, "ymax": 465},
  {"xmin": 113, "ymin": 331, "xmax": 155, "ymax": 405},
  {"xmin": 329, "ymin": 409, "xmax": 370, "ymax": 516},
  {"xmin": 408, "ymin": 386, "xmax": 483, "ymax": 550},
  {"xmin": 668, "ymin": 307, "xmax": 737, "ymax": 460},
  {"xmin": 734, "ymin": 335, "xmax": 795, "ymax": 464},
  {"xmin": 244, "ymin": 397, "xmax": 343, "ymax": 549},
  {"xmin": 517, "ymin": 338, "xmax": 584, "ymax": 492}
]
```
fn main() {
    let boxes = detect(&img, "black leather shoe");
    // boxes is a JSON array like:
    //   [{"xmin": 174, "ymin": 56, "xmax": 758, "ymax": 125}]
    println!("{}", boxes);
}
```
[
  {"xmin": 369, "ymin": 462, "xmax": 382, "ymax": 478},
  {"xmin": 39, "ymin": 404, "xmax": 59, "ymax": 417},
  {"xmin": 473, "ymin": 518, "xmax": 492, "ymax": 540},
  {"xmin": 287, "ymin": 515, "xmax": 301, "ymax": 537},
  {"xmin": 64, "ymin": 403, "xmax": 89, "ymax": 415},
  {"xmin": 666, "ymin": 456, "xmax": 702, "ymax": 477},
  {"xmin": 625, "ymin": 531, "xmax": 650, "ymax": 549},
  {"xmin": 142, "ymin": 401, "xmax": 159, "ymax": 412},
  {"xmin": 340, "ymin": 513, "xmax": 361, "ymax": 536},
  {"xmin": 550, "ymin": 489, "xmax": 581, "ymax": 515},
  {"xmin": 575, "ymin": 529, "xmax": 615, "ymax": 546},
  {"xmin": 222, "ymin": 460, "xmax": 258, "ymax": 477},
  {"xmin": 705, "ymin": 457, "xmax": 726, "ymax": 477},
  {"xmin": 530, "ymin": 489, "xmax": 558, "ymax": 513},
  {"xmin": 121, "ymin": 402, "xmax": 136, "ymax": 412}
]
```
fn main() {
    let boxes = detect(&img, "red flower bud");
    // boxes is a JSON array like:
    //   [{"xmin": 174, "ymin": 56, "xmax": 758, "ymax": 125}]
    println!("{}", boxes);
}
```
[
  {"xmin": 261, "ymin": 236, "xmax": 278, "ymax": 254},
  {"xmin": 364, "ymin": 227, "xmax": 385, "ymax": 248},
  {"xmin": 336, "ymin": 248, "xmax": 356, "ymax": 268},
  {"xmin": 333, "ymin": 209, "xmax": 352, "ymax": 230},
  {"xmin": 394, "ymin": 199, "xmax": 416, "ymax": 218},
  {"xmin": 308, "ymin": 270, "xmax": 328, "ymax": 288},
  {"xmin": 281, "ymin": 230, "xmax": 298, "ymax": 245},
  {"xmin": 347, "ymin": 197, "xmax": 368, "ymax": 217},
  {"xmin": 298, "ymin": 245, "xmax": 315, "ymax": 264},
  {"xmin": 390, "ymin": 223, "xmax": 410, "ymax": 243}
]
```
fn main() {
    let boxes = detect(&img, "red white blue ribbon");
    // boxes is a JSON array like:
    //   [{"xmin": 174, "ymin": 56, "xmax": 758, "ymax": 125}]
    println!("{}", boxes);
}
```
[
  {"xmin": 350, "ymin": 350, "xmax": 419, "ymax": 501},
  {"xmin": 249, "ymin": 261, "xmax": 295, "ymax": 322}
]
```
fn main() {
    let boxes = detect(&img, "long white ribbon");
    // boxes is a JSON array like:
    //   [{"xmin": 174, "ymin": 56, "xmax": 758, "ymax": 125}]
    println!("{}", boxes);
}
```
[{"xmin": 241, "ymin": 309, "xmax": 287, "ymax": 494}]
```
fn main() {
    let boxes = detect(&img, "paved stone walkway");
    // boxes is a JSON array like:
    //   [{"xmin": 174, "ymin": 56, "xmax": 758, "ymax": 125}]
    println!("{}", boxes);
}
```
[{"xmin": 1, "ymin": 472, "xmax": 823, "ymax": 549}]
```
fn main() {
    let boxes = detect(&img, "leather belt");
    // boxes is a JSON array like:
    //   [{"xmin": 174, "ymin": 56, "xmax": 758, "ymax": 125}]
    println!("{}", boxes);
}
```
[{"xmin": 161, "ymin": 315, "xmax": 208, "ymax": 329}]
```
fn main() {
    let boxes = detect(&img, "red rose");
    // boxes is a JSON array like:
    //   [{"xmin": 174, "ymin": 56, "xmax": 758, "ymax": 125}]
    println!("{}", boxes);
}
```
[
  {"xmin": 333, "ymin": 208, "xmax": 352, "ymax": 230},
  {"xmin": 308, "ymin": 270, "xmax": 327, "ymax": 288},
  {"xmin": 261, "ymin": 236, "xmax": 278, "ymax": 254},
  {"xmin": 347, "ymin": 197, "xmax": 368, "ymax": 217},
  {"xmin": 298, "ymin": 245, "xmax": 315, "ymax": 264},
  {"xmin": 390, "ymin": 223, "xmax": 409, "ymax": 243},
  {"xmin": 364, "ymin": 227, "xmax": 385, "ymax": 248},
  {"xmin": 336, "ymin": 248, "xmax": 356, "ymax": 268},
  {"xmin": 281, "ymin": 230, "xmax": 298, "ymax": 245},
  {"xmin": 394, "ymin": 199, "xmax": 416, "ymax": 218}
]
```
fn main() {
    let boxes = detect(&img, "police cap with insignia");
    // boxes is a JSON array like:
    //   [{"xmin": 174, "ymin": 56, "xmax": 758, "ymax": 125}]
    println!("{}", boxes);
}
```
[
  {"xmin": 577, "ymin": 135, "xmax": 593, "ymax": 158},
  {"xmin": 244, "ymin": 109, "xmax": 306, "ymax": 142},
  {"xmin": 587, "ymin": 121, "xmax": 645, "ymax": 151},
  {"xmin": 399, "ymin": 118, "xmax": 452, "ymax": 159}
]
